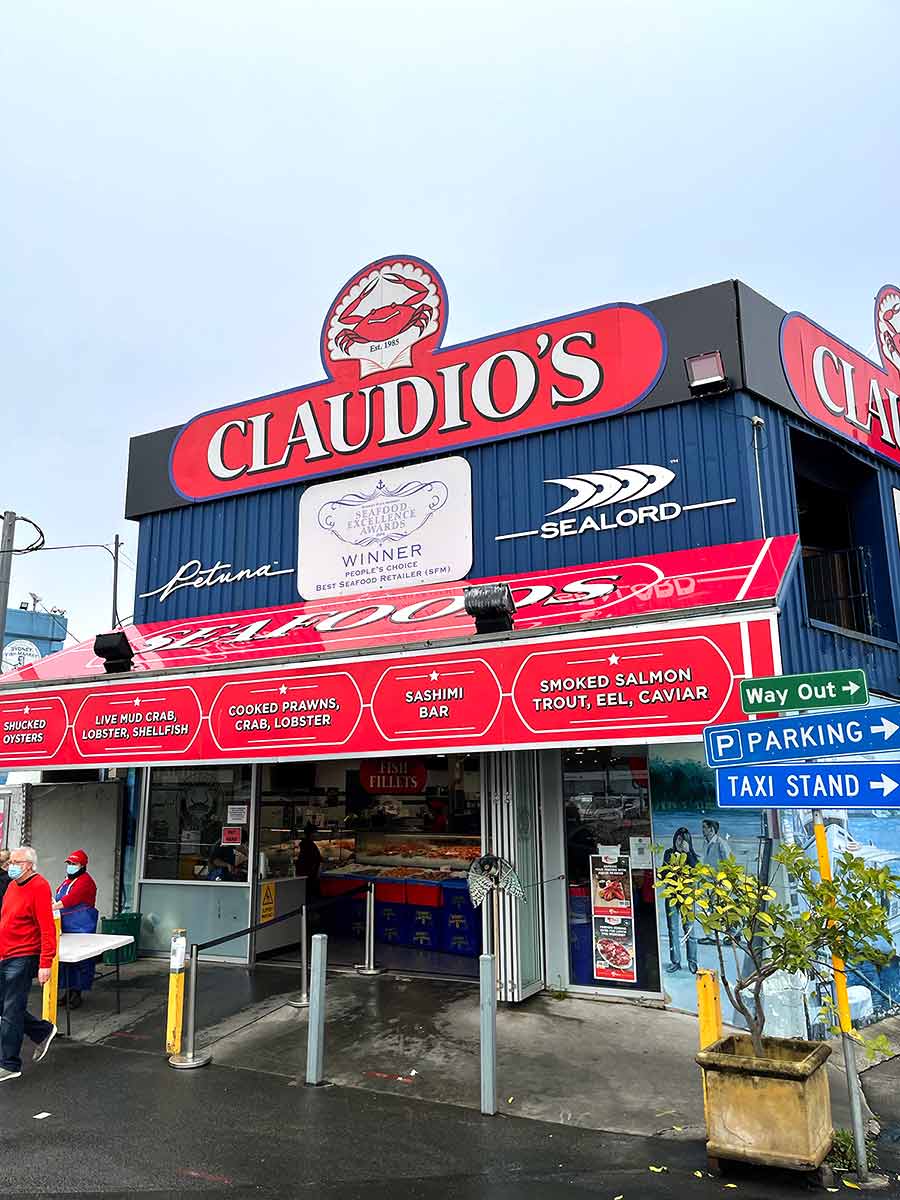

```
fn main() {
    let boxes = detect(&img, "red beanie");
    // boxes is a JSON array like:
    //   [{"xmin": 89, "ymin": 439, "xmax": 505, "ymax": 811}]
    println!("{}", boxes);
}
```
[{"xmin": 66, "ymin": 849, "xmax": 88, "ymax": 866}]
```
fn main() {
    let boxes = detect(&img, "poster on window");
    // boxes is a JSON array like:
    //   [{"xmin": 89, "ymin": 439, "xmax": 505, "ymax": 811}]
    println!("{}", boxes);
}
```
[
  {"xmin": 590, "ymin": 852, "xmax": 637, "ymax": 982},
  {"xmin": 590, "ymin": 850, "xmax": 633, "ymax": 916}
]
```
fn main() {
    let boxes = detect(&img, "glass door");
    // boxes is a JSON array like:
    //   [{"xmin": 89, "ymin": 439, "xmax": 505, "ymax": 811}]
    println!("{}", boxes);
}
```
[
  {"xmin": 563, "ymin": 747, "xmax": 660, "ymax": 994},
  {"xmin": 483, "ymin": 750, "xmax": 545, "ymax": 1002}
]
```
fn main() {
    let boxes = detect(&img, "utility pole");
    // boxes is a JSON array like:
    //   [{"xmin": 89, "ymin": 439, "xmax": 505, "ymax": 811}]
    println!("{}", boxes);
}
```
[
  {"xmin": 112, "ymin": 533, "xmax": 121, "ymax": 628},
  {"xmin": 0, "ymin": 511, "xmax": 17, "ymax": 660}
]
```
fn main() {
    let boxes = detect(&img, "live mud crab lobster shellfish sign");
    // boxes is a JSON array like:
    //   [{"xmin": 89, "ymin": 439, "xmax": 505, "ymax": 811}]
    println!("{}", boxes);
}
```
[{"xmin": 169, "ymin": 255, "xmax": 667, "ymax": 501}]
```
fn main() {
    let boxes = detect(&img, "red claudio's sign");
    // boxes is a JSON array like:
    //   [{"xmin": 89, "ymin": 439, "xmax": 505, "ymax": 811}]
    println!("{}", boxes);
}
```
[
  {"xmin": 781, "ymin": 284, "xmax": 900, "ymax": 466},
  {"xmin": 168, "ymin": 255, "xmax": 667, "ymax": 501},
  {"xmin": 0, "ymin": 614, "xmax": 779, "ymax": 768},
  {"xmin": 3, "ymin": 536, "xmax": 796, "ymax": 686}
]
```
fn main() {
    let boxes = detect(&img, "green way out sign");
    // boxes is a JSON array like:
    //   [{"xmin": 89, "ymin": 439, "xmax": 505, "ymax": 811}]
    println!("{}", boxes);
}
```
[{"xmin": 740, "ymin": 669, "xmax": 869, "ymax": 715}]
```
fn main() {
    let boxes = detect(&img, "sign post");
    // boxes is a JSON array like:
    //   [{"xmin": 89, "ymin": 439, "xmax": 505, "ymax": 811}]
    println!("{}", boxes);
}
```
[{"xmin": 811, "ymin": 811, "xmax": 870, "ymax": 1185}]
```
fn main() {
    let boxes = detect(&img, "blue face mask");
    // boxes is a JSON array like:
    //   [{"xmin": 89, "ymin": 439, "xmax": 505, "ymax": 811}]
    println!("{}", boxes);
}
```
[
  {"xmin": 7, "ymin": 864, "xmax": 23, "ymax": 879},
  {"xmin": 66, "ymin": 863, "xmax": 81, "ymax": 876}
]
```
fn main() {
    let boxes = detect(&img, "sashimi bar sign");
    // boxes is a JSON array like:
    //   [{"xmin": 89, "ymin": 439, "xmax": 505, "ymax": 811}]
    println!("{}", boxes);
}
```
[{"xmin": 169, "ymin": 256, "xmax": 667, "ymax": 501}]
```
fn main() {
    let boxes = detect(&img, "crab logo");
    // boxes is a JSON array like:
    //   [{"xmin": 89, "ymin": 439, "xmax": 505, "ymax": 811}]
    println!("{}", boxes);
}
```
[
  {"xmin": 326, "ymin": 260, "xmax": 442, "ymax": 378},
  {"xmin": 877, "ymin": 290, "xmax": 900, "ymax": 374}
]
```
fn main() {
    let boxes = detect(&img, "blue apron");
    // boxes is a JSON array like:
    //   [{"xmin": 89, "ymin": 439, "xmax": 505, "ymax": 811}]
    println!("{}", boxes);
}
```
[{"xmin": 56, "ymin": 881, "xmax": 98, "ymax": 993}]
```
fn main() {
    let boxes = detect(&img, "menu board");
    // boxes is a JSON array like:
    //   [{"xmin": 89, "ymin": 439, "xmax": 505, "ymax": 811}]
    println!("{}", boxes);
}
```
[{"xmin": 590, "ymin": 851, "xmax": 637, "ymax": 983}]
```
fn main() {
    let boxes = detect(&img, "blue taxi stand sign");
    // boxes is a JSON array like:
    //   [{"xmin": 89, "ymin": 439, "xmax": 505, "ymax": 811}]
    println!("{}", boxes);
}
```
[{"xmin": 716, "ymin": 762, "xmax": 900, "ymax": 809}]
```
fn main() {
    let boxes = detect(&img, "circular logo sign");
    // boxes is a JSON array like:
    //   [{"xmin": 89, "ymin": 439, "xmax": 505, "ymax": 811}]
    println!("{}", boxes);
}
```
[{"xmin": 1, "ymin": 639, "xmax": 41, "ymax": 674}]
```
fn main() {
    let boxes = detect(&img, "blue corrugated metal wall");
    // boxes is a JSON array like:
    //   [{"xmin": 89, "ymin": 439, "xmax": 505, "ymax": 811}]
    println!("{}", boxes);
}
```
[
  {"xmin": 133, "ymin": 392, "xmax": 766, "ymax": 622},
  {"xmin": 131, "ymin": 389, "xmax": 900, "ymax": 701},
  {"xmin": 752, "ymin": 400, "xmax": 900, "ymax": 699}
]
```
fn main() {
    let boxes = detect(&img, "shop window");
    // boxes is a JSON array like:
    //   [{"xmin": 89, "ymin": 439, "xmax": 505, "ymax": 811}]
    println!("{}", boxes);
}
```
[
  {"xmin": 258, "ymin": 754, "xmax": 482, "ymax": 882},
  {"xmin": 563, "ymin": 746, "xmax": 659, "ymax": 994},
  {"xmin": 144, "ymin": 765, "xmax": 252, "ymax": 881},
  {"xmin": 790, "ymin": 429, "xmax": 895, "ymax": 640}
]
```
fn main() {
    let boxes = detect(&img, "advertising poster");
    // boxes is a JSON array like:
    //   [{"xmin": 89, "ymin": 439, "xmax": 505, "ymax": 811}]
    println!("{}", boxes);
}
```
[{"xmin": 590, "ymin": 851, "xmax": 637, "ymax": 982}]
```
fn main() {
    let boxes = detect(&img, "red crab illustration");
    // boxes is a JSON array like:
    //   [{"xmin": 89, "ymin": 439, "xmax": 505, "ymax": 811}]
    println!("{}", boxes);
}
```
[
  {"xmin": 883, "ymin": 302, "xmax": 900, "ymax": 362},
  {"xmin": 334, "ymin": 272, "xmax": 433, "ymax": 353}
]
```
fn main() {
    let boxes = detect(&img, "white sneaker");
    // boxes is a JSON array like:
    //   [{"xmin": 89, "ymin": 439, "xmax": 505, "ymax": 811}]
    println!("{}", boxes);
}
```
[
  {"xmin": 0, "ymin": 1068, "xmax": 22, "ymax": 1082},
  {"xmin": 33, "ymin": 1024, "xmax": 57, "ymax": 1063}
]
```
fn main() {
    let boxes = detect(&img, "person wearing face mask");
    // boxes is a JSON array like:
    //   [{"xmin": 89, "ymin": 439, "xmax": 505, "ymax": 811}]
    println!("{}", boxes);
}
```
[
  {"xmin": 53, "ymin": 850, "xmax": 98, "ymax": 1010},
  {"xmin": 0, "ymin": 846, "xmax": 58, "ymax": 1082}
]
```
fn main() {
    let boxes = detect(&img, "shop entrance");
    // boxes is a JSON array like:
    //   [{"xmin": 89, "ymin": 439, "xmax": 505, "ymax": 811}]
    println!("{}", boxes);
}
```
[
  {"xmin": 563, "ymin": 747, "xmax": 662, "ymax": 995},
  {"xmin": 254, "ymin": 754, "xmax": 483, "ymax": 978}
]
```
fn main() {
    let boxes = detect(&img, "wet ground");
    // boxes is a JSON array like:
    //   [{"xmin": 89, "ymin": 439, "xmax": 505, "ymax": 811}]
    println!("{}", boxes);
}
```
[
  {"xmin": 27, "ymin": 955, "xmax": 900, "ymax": 1184},
  {"xmin": 3, "ymin": 1038, "xmax": 887, "ymax": 1198}
]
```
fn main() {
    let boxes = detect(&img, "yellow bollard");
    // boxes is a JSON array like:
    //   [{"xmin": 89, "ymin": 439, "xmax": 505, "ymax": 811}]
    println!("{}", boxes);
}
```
[
  {"xmin": 696, "ymin": 968, "xmax": 723, "ymax": 1133},
  {"xmin": 166, "ymin": 929, "xmax": 187, "ymax": 1057},
  {"xmin": 42, "ymin": 911, "xmax": 62, "ymax": 1027},
  {"xmin": 697, "ymin": 968, "xmax": 723, "ymax": 1050},
  {"xmin": 813, "ymin": 819, "xmax": 853, "ymax": 1033}
]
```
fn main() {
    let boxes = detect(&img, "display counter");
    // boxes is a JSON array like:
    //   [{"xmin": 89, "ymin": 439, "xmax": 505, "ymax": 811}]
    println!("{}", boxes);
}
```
[{"xmin": 319, "ymin": 831, "xmax": 482, "ymax": 957}]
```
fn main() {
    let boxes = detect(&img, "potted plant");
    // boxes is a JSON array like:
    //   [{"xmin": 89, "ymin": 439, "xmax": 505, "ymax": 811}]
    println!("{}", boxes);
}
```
[{"xmin": 657, "ymin": 842, "xmax": 899, "ymax": 1172}]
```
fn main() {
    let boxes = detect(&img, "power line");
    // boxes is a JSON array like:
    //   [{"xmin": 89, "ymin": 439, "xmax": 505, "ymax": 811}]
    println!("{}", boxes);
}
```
[{"xmin": 32, "ymin": 597, "xmax": 81, "ymax": 647}]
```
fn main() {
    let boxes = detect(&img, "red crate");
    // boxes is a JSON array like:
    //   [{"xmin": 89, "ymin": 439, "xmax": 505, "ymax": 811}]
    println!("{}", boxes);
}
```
[
  {"xmin": 374, "ymin": 881, "xmax": 406, "ymax": 903},
  {"xmin": 405, "ymin": 883, "xmax": 443, "ymax": 908},
  {"xmin": 321, "ymin": 877, "xmax": 365, "ymax": 897}
]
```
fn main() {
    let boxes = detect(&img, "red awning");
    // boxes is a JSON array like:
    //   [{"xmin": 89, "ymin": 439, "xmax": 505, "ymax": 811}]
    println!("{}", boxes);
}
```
[{"xmin": 0, "ymin": 536, "xmax": 796, "ymax": 769}]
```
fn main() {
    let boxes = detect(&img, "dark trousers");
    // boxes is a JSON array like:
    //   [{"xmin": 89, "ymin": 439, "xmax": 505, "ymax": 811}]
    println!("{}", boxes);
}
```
[{"xmin": 0, "ymin": 955, "xmax": 52, "ymax": 1071}]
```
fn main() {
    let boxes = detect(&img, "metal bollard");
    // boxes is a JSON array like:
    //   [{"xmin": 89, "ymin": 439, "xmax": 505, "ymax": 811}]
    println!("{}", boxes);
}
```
[
  {"xmin": 306, "ymin": 933, "xmax": 328, "ymax": 1086},
  {"xmin": 166, "ymin": 929, "xmax": 187, "ymax": 1056},
  {"xmin": 168, "ymin": 942, "xmax": 212, "ymax": 1070},
  {"xmin": 355, "ymin": 882, "xmax": 383, "ymax": 976},
  {"xmin": 480, "ymin": 953, "xmax": 497, "ymax": 1115},
  {"xmin": 288, "ymin": 903, "xmax": 310, "ymax": 1009}
]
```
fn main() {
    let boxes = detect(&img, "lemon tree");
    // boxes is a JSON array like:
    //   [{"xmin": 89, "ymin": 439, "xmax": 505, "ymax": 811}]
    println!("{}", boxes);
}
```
[{"xmin": 656, "ymin": 844, "xmax": 899, "ymax": 1056}]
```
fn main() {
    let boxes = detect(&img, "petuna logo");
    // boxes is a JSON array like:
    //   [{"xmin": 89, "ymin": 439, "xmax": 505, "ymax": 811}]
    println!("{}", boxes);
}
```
[{"xmin": 545, "ymin": 464, "xmax": 676, "ymax": 515}]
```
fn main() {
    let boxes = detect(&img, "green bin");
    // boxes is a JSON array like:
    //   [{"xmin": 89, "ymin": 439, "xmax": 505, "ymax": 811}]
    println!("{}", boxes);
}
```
[{"xmin": 100, "ymin": 912, "xmax": 142, "ymax": 965}]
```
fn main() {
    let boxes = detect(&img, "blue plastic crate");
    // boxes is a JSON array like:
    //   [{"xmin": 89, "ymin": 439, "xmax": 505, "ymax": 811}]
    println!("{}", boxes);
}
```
[
  {"xmin": 439, "ymin": 905, "xmax": 482, "ymax": 956},
  {"xmin": 409, "ymin": 906, "xmax": 441, "ymax": 950},
  {"xmin": 375, "ymin": 901, "xmax": 413, "ymax": 947}
]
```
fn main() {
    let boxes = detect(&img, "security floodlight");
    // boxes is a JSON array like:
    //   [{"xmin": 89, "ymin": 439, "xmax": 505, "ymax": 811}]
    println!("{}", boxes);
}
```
[
  {"xmin": 463, "ymin": 583, "xmax": 515, "ymax": 635},
  {"xmin": 685, "ymin": 350, "xmax": 728, "ymax": 394},
  {"xmin": 93, "ymin": 631, "xmax": 134, "ymax": 674}
]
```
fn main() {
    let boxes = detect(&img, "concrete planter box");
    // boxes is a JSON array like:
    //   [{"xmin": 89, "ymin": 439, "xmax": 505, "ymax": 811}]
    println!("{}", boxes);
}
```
[{"xmin": 695, "ymin": 1034, "xmax": 832, "ymax": 1171}]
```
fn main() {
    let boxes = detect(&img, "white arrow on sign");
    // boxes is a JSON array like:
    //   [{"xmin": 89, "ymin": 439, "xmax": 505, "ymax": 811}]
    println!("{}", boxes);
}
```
[
  {"xmin": 869, "ymin": 773, "xmax": 899, "ymax": 798},
  {"xmin": 843, "ymin": 681, "xmax": 862, "ymax": 695},
  {"xmin": 872, "ymin": 717, "xmax": 900, "ymax": 741}
]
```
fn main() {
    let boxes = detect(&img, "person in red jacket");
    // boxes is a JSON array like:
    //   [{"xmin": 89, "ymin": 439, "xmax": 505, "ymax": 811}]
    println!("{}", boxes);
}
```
[
  {"xmin": 54, "ymin": 849, "xmax": 98, "ymax": 1009},
  {"xmin": 0, "ymin": 846, "xmax": 57, "ymax": 1081}
]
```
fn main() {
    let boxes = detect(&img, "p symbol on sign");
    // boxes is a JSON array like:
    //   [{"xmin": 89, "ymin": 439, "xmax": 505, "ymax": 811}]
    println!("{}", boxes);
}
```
[{"xmin": 709, "ymin": 727, "xmax": 741, "ymax": 764}]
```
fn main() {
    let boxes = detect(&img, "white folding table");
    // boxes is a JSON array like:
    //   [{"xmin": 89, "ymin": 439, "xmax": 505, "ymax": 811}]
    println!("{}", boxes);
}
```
[{"xmin": 58, "ymin": 933, "xmax": 135, "ymax": 1036}]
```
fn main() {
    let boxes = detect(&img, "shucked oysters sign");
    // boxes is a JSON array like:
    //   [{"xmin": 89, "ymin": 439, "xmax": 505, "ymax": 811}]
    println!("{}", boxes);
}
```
[
  {"xmin": 169, "ymin": 256, "xmax": 667, "ymax": 501},
  {"xmin": 298, "ymin": 457, "xmax": 473, "ymax": 599}
]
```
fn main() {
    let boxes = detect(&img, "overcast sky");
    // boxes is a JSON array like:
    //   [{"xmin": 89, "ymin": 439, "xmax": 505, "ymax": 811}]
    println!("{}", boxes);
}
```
[{"xmin": 1, "ymin": 0, "xmax": 896, "ymax": 646}]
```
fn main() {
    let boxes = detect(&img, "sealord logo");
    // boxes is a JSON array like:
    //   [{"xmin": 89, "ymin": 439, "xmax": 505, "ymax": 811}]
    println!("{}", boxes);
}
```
[{"xmin": 495, "ymin": 463, "xmax": 735, "ymax": 542}]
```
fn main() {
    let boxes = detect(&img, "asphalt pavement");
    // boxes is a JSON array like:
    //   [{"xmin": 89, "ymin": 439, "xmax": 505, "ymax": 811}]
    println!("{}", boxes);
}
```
[{"xmin": 3, "ymin": 1035, "xmax": 897, "ymax": 1198}]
